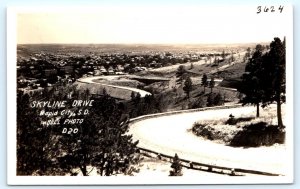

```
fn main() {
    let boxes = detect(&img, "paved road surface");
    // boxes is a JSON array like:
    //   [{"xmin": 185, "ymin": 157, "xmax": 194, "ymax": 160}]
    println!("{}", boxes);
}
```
[
  {"xmin": 77, "ymin": 76, "xmax": 151, "ymax": 97},
  {"xmin": 129, "ymin": 106, "xmax": 287, "ymax": 175}
]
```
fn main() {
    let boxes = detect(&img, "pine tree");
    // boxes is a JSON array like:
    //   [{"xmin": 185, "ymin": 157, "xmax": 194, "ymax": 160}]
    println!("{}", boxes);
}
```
[
  {"xmin": 206, "ymin": 93, "xmax": 214, "ymax": 107},
  {"xmin": 102, "ymin": 87, "xmax": 108, "ymax": 96},
  {"xmin": 190, "ymin": 62, "xmax": 194, "ymax": 70},
  {"xmin": 260, "ymin": 37, "xmax": 286, "ymax": 127},
  {"xmin": 213, "ymin": 57, "xmax": 218, "ymax": 65},
  {"xmin": 209, "ymin": 77, "xmax": 215, "ymax": 93},
  {"xmin": 214, "ymin": 93, "xmax": 224, "ymax": 106},
  {"xmin": 176, "ymin": 65, "xmax": 187, "ymax": 85},
  {"xmin": 82, "ymin": 88, "xmax": 90, "ymax": 100},
  {"xmin": 169, "ymin": 153, "xmax": 182, "ymax": 176},
  {"xmin": 239, "ymin": 44, "xmax": 264, "ymax": 117},
  {"xmin": 130, "ymin": 91, "xmax": 135, "ymax": 101},
  {"xmin": 135, "ymin": 92, "xmax": 141, "ymax": 104},
  {"xmin": 59, "ymin": 95, "xmax": 139, "ymax": 176},
  {"xmin": 244, "ymin": 47, "xmax": 251, "ymax": 62},
  {"xmin": 17, "ymin": 91, "xmax": 54, "ymax": 175},
  {"xmin": 183, "ymin": 76, "xmax": 193, "ymax": 98},
  {"xmin": 239, "ymin": 37, "xmax": 286, "ymax": 126},
  {"xmin": 18, "ymin": 86, "xmax": 139, "ymax": 176},
  {"xmin": 221, "ymin": 49, "xmax": 226, "ymax": 59},
  {"xmin": 201, "ymin": 74, "xmax": 208, "ymax": 93},
  {"xmin": 231, "ymin": 51, "xmax": 235, "ymax": 62}
]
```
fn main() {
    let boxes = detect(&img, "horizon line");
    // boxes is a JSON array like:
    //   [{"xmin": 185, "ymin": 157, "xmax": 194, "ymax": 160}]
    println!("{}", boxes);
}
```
[{"xmin": 17, "ymin": 41, "xmax": 271, "ymax": 46}]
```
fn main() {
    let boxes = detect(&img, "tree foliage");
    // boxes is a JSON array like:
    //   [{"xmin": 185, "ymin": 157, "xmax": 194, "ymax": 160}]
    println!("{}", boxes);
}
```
[
  {"xmin": 189, "ymin": 62, "xmax": 194, "ymax": 70},
  {"xmin": 238, "ymin": 37, "xmax": 286, "ymax": 127},
  {"xmin": 17, "ymin": 86, "xmax": 139, "ymax": 176},
  {"xmin": 188, "ymin": 97, "xmax": 205, "ymax": 109},
  {"xmin": 128, "ymin": 93, "xmax": 170, "ymax": 118},
  {"xmin": 239, "ymin": 44, "xmax": 264, "ymax": 117},
  {"xmin": 209, "ymin": 77, "xmax": 215, "ymax": 93},
  {"xmin": 213, "ymin": 93, "xmax": 224, "ymax": 106},
  {"xmin": 183, "ymin": 76, "xmax": 193, "ymax": 98},
  {"xmin": 17, "ymin": 91, "xmax": 51, "ymax": 175},
  {"xmin": 130, "ymin": 91, "xmax": 135, "ymax": 101},
  {"xmin": 221, "ymin": 50, "xmax": 226, "ymax": 59},
  {"xmin": 176, "ymin": 65, "xmax": 187, "ymax": 85},
  {"xmin": 169, "ymin": 153, "xmax": 182, "ymax": 176},
  {"xmin": 59, "ymin": 94, "xmax": 139, "ymax": 176},
  {"xmin": 244, "ymin": 47, "xmax": 252, "ymax": 61},
  {"xmin": 201, "ymin": 74, "xmax": 208, "ymax": 93},
  {"xmin": 207, "ymin": 93, "xmax": 224, "ymax": 107},
  {"xmin": 230, "ymin": 51, "xmax": 235, "ymax": 62},
  {"xmin": 102, "ymin": 87, "xmax": 108, "ymax": 96},
  {"xmin": 261, "ymin": 37, "xmax": 286, "ymax": 127}
]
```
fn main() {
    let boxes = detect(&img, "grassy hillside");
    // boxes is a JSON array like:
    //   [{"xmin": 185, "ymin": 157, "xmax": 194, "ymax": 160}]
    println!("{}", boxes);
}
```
[{"xmin": 75, "ymin": 82, "xmax": 134, "ymax": 100}]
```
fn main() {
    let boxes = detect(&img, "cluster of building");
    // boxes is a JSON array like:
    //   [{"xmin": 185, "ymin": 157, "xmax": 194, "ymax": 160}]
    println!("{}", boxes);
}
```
[{"xmin": 16, "ymin": 51, "xmax": 205, "ymax": 91}]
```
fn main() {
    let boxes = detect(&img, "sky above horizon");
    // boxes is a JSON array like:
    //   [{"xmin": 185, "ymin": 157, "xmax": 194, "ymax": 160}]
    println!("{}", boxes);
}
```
[{"xmin": 16, "ymin": 5, "xmax": 292, "ymax": 44}]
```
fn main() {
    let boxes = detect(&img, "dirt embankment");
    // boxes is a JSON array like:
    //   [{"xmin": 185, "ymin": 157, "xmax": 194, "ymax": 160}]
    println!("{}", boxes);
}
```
[
  {"xmin": 75, "ymin": 76, "xmax": 152, "ymax": 100},
  {"xmin": 75, "ymin": 81, "xmax": 135, "ymax": 100}
]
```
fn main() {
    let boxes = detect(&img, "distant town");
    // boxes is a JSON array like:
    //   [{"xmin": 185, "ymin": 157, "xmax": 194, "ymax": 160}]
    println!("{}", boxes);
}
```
[{"xmin": 17, "ymin": 44, "xmax": 237, "ymax": 92}]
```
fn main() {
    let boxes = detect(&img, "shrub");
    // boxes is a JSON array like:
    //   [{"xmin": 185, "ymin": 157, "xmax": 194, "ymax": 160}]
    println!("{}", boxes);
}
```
[
  {"xmin": 230, "ymin": 122, "xmax": 285, "ymax": 147},
  {"xmin": 225, "ymin": 115, "xmax": 255, "ymax": 125},
  {"xmin": 192, "ymin": 123, "xmax": 214, "ymax": 140},
  {"xmin": 213, "ymin": 93, "xmax": 224, "ymax": 106},
  {"xmin": 169, "ymin": 153, "xmax": 182, "ymax": 176},
  {"xmin": 225, "ymin": 114, "xmax": 238, "ymax": 125},
  {"xmin": 188, "ymin": 98, "xmax": 205, "ymax": 109}
]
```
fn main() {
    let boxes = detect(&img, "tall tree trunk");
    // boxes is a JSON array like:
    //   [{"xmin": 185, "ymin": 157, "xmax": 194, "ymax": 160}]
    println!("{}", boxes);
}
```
[
  {"xmin": 256, "ymin": 102, "xmax": 260, "ymax": 117},
  {"xmin": 80, "ymin": 165, "xmax": 87, "ymax": 176},
  {"xmin": 277, "ymin": 98, "xmax": 283, "ymax": 128},
  {"xmin": 276, "ymin": 86, "xmax": 283, "ymax": 128},
  {"xmin": 79, "ymin": 151, "xmax": 88, "ymax": 176}
]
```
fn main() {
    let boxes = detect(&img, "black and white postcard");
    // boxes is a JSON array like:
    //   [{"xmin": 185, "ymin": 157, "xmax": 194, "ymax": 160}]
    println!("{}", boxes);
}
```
[{"xmin": 7, "ymin": 5, "xmax": 293, "ymax": 185}]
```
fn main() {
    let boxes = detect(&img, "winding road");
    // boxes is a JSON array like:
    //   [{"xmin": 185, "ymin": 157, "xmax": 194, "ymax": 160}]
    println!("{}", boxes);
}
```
[
  {"xmin": 77, "ymin": 76, "xmax": 151, "ymax": 97},
  {"xmin": 129, "ymin": 105, "xmax": 287, "ymax": 175},
  {"xmin": 78, "ymin": 75, "xmax": 288, "ymax": 175}
]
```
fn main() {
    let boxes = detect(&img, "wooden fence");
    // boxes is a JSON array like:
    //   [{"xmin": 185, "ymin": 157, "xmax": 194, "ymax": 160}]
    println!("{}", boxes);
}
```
[{"xmin": 137, "ymin": 146, "xmax": 281, "ymax": 176}]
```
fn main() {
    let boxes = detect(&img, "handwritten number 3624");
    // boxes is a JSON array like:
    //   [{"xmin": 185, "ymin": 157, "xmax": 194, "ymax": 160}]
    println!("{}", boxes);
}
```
[{"xmin": 257, "ymin": 6, "xmax": 284, "ymax": 14}]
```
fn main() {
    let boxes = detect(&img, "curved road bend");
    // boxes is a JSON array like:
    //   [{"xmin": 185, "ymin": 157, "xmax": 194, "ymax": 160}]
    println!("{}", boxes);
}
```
[
  {"xmin": 129, "ymin": 106, "xmax": 287, "ymax": 175},
  {"xmin": 77, "ymin": 76, "xmax": 151, "ymax": 97}
]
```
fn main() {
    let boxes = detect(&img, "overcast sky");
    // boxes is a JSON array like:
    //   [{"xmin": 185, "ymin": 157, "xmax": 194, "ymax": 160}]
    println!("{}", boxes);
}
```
[{"xmin": 17, "ymin": 5, "xmax": 292, "ymax": 44}]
